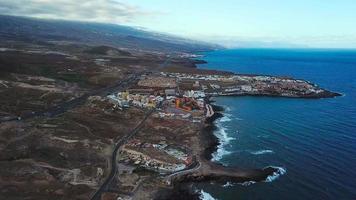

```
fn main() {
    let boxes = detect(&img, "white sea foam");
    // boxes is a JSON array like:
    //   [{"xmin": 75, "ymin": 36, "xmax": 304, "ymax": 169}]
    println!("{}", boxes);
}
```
[
  {"xmin": 222, "ymin": 167, "xmax": 286, "ymax": 188},
  {"xmin": 223, "ymin": 180, "xmax": 257, "ymax": 188},
  {"xmin": 219, "ymin": 115, "xmax": 232, "ymax": 122},
  {"xmin": 224, "ymin": 106, "xmax": 232, "ymax": 112},
  {"xmin": 239, "ymin": 181, "xmax": 257, "ymax": 186},
  {"xmin": 199, "ymin": 190, "xmax": 217, "ymax": 200},
  {"xmin": 264, "ymin": 166, "xmax": 287, "ymax": 182},
  {"xmin": 212, "ymin": 148, "xmax": 231, "ymax": 161},
  {"xmin": 250, "ymin": 149, "xmax": 274, "ymax": 155},
  {"xmin": 211, "ymin": 121, "xmax": 235, "ymax": 161},
  {"xmin": 217, "ymin": 124, "xmax": 235, "ymax": 143},
  {"xmin": 222, "ymin": 182, "xmax": 234, "ymax": 187}
]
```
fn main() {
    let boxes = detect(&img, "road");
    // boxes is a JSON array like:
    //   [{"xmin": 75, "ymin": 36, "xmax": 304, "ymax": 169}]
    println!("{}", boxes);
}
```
[
  {"xmin": 90, "ymin": 106, "xmax": 156, "ymax": 200},
  {"xmin": 0, "ymin": 54, "xmax": 173, "ymax": 124},
  {"xmin": 163, "ymin": 158, "xmax": 201, "ymax": 184},
  {"xmin": 0, "ymin": 57, "xmax": 171, "ymax": 198},
  {"xmin": 0, "ymin": 74, "xmax": 141, "ymax": 123},
  {"xmin": 128, "ymin": 157, "xmax": 201, "ymax": 198},
  {"xmin": 90, "ymin": 57, "xmax": 171, "ymax": 200}
]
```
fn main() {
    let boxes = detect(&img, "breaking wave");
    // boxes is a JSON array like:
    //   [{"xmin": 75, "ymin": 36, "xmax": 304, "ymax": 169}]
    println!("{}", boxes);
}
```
[
  {"xmin": 222, "ymin": 182, "xmax": 234, "ymax": 187},
  {"xmin": 223, "ymin": 180, "xmax": 257, "ymax": 187},
  {"xmin": 219, "ymin": 115, "xmax": 232, "ymax": 122},
  {"xmin": 199, "ymin": 190, "xmax": 217, "ymax": 200},
  {"xmin": 250, "ymin": 149, "xmax": 274, "ymax": 155},
  {"xmin": 222, "ymin": 167, "xmax": 286, "ymax": 188},
  {"xmin": 264, "ymin": 166, "xmax": 287, "ymax": 182},
  {"xmin": 240, "ymin": 181, "xmax": 257, "ymax": 186},
  {"xmin": 211, "ymin": 119, "xmax": 235, "ymax": 161},
  {"xmin": 224, "ymin": 106, "xmax": 232, "ymax": 112}
]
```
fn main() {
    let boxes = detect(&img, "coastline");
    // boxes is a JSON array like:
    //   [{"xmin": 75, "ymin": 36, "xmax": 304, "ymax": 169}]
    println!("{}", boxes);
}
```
[
  {"xmin": 215, "ymin": 90, "xmax": 341, "ymax": 99},
  {"xmin": 202, "ymin": 103, "xmax": 224, "ymax": 161},
  {"xmin": 155, "ymin": 98, "xmax": 281, "ymax": 200},
  {"xmin": 152, "ymin": 53, "xmax": 342, "ymax": 199},
  {"xmin": 155, "ymin": 100, "xmax": 224, "ymax": 200},
  {"xmin": 98, "ymin": 52, "xmax": 341, "ymax": 199}
]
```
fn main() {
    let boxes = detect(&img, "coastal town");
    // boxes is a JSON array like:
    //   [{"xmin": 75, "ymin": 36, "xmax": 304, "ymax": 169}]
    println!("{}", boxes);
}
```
[
  {"xmin": 0, "ymin": 15, "xmax": 341, "ymax": 200},
  {"xmin": 79, "ymin": 68, "xmax": 338, "ymax": 199},
  {"xmin": 161, "ymin": 72, "xmax": 335, "ymax": 98},
  {"xmin": 0, "ymin": 48, "xmax": 339, "ymax": 199}
]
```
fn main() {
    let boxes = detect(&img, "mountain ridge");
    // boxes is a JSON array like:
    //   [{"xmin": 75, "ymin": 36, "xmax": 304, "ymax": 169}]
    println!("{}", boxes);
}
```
[{"xmin": 0, "ymin": 15, "xmax": 221, "ymax": 53}]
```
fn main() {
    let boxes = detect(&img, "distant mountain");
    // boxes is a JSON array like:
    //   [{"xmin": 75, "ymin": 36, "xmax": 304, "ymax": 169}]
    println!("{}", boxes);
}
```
[{"xmin": 0, "ymin": 15, "xmax": 220, "ymax": 53}]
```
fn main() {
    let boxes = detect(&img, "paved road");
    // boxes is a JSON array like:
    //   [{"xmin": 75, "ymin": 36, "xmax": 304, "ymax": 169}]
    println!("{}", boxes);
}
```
[
  {"xmin": 90, "ymin": 107, "xmax": 156, "ymax": 200},
  {"xmin": 0, "ymin": 54, "xmax": 173, "ymax": 124},
  {"xmin": 163, "ymin": 158, "xmax": 201, "ymax": 183},
  {"xmin": 90, "ymin": 57, "xmax": 171, "ymax": 200},
  {"xmin": 0, "ymin": 74, "xmax": 141, "ymax": 123}
]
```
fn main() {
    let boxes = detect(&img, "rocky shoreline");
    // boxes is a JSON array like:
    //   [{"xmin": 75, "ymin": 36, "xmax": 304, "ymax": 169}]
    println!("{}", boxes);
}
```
[
  {"xmin": 155, "ymin": 100, "xmax": 278, "ymax": 200},
  {"xmin": 202, "ymin": 104, "xmax": 224, "ymax": 161},
  {"xmin": 133, "ymin": 67, "xmax": 341, "ymax": 199},
  {"xmin": 155, "ymin": 104, "xmax": 222, "ymax": 200},
  {"xmin": 218, "ymin": 90, "xmax": 341, "ymax": 99}
]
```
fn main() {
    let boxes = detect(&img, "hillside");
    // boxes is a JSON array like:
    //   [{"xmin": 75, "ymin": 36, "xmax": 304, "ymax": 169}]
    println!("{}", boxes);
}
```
[{"xmin": 0, "ymin": 15, "xmax": 220, "ymax": 53}]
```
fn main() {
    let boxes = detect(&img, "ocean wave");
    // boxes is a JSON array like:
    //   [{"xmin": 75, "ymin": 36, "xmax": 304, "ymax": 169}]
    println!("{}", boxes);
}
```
[
  {"xmin": 212, "ymin": 146, "xmax": 232, "ymax": 162},
  {"xmin": 222, "ymin": 182, "xmax": 234, "ymax": 187},
  {"xmin": 224, "ymin": 106, "xmax": 232, "ymax": 112},
  {"xmin": 199, "ymin": 190, "xmax": 217, "ymax": 200},
  {"xmin": 223, "ymin": 180, "xmax": 257, "ymax": 188},
  {"xmin": 211, "ymin": 123, "xmax": 235, "ymax": 161},
  {"xmin": 219, "ymin": 167, "xmax": 286, "ymax": 188},
  {"xmin": 220, "ymin": 113, "xmax": 243, "ymax": 122},
  {"xmin": 217, "ymin": 125, "xmax": 235, "ymax": 143},
  {"xmin": 250, "ymin": 149, "xmax": 274, "ymax": 155},
  {"xmin": 219, "ymin": 115, "xmax": 232, "ymax": 122},
  {"xmin": 240, "ymin": 181, "xmax": 257, "ymax": 186},
  {"xmin": 264, "ymin": 166, "xmax": 287, "ymax": 182}
]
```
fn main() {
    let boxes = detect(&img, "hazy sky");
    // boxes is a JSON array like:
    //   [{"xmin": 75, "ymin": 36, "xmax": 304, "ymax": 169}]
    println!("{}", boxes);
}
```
[{"xmin": 1, "ymin": 0, "xmax": 356, "ymax": 48}]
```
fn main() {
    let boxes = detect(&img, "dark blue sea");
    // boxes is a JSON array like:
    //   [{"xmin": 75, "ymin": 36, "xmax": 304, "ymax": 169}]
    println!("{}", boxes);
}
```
[{"xmin": 197, "ymin": 49, "xmax": 356, "ymax": 200}]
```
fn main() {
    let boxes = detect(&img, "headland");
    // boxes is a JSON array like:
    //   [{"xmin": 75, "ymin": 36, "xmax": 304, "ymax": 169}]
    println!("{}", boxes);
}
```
[{"xmin": 0, "ymin": 19, "xmax": 341, "ymax": 199}]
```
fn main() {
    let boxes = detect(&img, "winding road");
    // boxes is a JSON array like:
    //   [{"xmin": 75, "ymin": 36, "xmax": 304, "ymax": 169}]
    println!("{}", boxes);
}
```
[
  {"xmin": 90, "ymin": 107, "xmax": 156, "ymax": 200},
  {"xmin": 0, "ymin": 74, "xmax": 141, "ymax": 123},
  {"xmin": 90, "ymin": 57, "xmax": 171, "ymax": 200}
]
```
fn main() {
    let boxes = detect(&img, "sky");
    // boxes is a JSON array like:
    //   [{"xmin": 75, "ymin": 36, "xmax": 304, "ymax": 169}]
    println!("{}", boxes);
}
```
[{"xmin": 1, "ymin": 0, "xmax": 356, "ymax": 48}]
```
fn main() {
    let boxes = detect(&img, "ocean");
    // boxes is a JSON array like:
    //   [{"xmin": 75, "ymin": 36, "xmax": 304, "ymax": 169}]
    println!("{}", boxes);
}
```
[{"xmin": 197, "ymin": 49, "xmax": 356, "ymax": 200}]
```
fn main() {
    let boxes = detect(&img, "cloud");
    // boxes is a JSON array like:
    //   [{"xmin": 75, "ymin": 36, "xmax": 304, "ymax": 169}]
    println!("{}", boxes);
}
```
[{"xmin": 0, "ymin": 0, "xmax": 154, "ymax": 24}]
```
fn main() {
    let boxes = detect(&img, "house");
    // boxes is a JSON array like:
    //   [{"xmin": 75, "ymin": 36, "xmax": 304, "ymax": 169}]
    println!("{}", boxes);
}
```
[
  {"xmin": 193, "ymin": 81, "xmax": 200, "ymax": 88},
  {"xmin": 165, "ymin": 89, "xmax": 176, "ymax": 96},
  {"xmin": 241, "ymin": 85, "xmax": 253, "ymax": 92}
]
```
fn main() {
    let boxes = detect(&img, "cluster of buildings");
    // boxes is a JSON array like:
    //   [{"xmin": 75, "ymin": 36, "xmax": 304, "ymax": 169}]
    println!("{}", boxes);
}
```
[
  {"xmin": 234, "ymin": 76, "xmax": 324, "ymax": 96},
  {"xmin": 138, "ymin": 76, "xmax": 177, "ymax": 88},
  {"xmin": 174, "ymin": 97, "xmax": 201, "ymax": 112},
  {"xmin": 107, "ymin": 91, "xmax": 164, "ymax": 109},
  {"xmin": 176, "ymin": 52, "xmax": 202, "ymax": 58},
  {"xmin": 161, "ymin": 72, "xmax": 235, "ymax": 82},
  {"xmin": 120, "ymin": 140, "xmax": 193, "ymax": 173},
  {"xmin": 105, "ymin": 74, "xmax": 213, "ymax": 123},
  {"xmin": 184, "ymin": 90, "xmax": 206, "ymax": 99},
  {"xmin": 155, "ymin": 94, "xmax": 207, "ymax": 122},
  {"xmin": 160, "ymin": 72, "xmax": 324, "ymax": 97}
]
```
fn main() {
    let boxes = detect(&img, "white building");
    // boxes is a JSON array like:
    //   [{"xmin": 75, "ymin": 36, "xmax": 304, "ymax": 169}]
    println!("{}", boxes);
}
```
[{"xmin": 241, "ymin": 85, "xmax": 253, "ymax": 92}]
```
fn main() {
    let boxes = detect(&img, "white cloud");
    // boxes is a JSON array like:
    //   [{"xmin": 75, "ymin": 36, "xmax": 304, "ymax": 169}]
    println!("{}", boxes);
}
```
[{"xmin": 0, "ymin": 0, "xmax": 155, "ymax": 24}]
